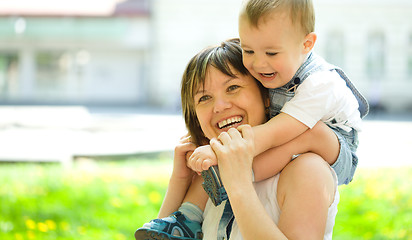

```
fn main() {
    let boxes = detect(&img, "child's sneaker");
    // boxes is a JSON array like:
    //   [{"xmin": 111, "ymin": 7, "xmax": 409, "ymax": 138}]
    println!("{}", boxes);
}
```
[
  {"xmin": 201, "ymin": 165, "xmax": 228, "ymax": 206},
  {"xmin": 134, "ymin": 211, "xmax": 203, "ymax": 240}
]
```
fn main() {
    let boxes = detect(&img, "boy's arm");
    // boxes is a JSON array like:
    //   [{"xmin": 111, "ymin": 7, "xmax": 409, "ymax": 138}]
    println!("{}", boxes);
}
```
[
  {"xmin": 252, "ymin": 145, "xmax": 292, "ymax": 182},
  {"xmin": 253, "ymin": 112, "xmax": 308, "ymax": 157},
  {"xmin": 187, "ymin": 113, "xmax": 309, "ymax": 175}
]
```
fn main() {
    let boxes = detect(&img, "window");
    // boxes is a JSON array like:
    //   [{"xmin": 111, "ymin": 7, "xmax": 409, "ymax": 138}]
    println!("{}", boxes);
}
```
[
  {"xmin": 366, "ymin": 32, "xmax": 386, "ymax": 79},
  {"xmin": 35, "ymin": 50, "xmax": 90, "ymax": 100},
  {"xmin": 408, "ymin": 33, "xmax": 412, "ymax": 79},
  {"xmin": 325, "ymin": 31, "xmax": 345, "ymax": 68},
  {"xmin": 35, "ymin": 51, "xmax": 69, "ymax": 98},
  {"xmin": 0, "ymin": 53, "xmax": 19, "ymax": 99}
]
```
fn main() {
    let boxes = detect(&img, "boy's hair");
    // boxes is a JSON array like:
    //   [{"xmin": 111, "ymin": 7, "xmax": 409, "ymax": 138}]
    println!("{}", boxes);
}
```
[
  {"xmin": 241, "ymin": 0, "xmax": 315, "ymax": 35},
  {"xmin": 181, "ymin": 38, "xmax": 266, "ymax": 146}
]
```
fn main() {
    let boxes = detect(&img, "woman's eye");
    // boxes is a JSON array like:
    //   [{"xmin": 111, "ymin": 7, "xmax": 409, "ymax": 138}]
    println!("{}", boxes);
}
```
[
  {"xmin": 227, "ymin": 85, "xmax": 240, "ymax": 92},
  {"xmin": 243, "ymin": 49, "xmax": 254, "ymax": 55},
  {"xmin": 198, "ymin": 95, "xmax": 211, "ymax": 103}
]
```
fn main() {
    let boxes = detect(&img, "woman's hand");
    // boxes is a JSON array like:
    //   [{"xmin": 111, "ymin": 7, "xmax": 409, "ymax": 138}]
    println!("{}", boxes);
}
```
[
  {"xmin": 171, "ymin": 134, "xmax": 197, "ymax": 181},
  {"xmin": 210, "ymin": 125, "xmax": 255, "ymax": 190},
  {"xmin": 211, "ymin": 126, "xmax": 289, "ymax": 240}
]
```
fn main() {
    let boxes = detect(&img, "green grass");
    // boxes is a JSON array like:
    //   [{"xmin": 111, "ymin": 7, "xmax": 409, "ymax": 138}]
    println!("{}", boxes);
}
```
[
  {"xmin": 334, "ymin": 167, "xmax": 412, "ymax": 240},
  {"xmin": 0, "ymin": 158, "xmax": 411, "ymax": 240}
]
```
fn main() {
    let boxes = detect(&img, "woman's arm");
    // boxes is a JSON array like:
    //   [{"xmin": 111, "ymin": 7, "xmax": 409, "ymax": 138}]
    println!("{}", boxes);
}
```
[
  {"xmin": 211, "ymin": 126, "xmax": 335, "ymax": 240},
  {"xmin": 157, "ymin": 136, "xmax": 197, "ymax": 218},
  {"xmin": 277, "ymin": 153, "xmax": 335, "ymax": 239}
]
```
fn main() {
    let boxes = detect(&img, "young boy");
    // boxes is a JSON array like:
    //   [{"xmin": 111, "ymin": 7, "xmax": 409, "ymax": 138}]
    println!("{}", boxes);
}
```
[{"xmin": 135, "ymin": 0, "xmax": 368, "ymax": 239}]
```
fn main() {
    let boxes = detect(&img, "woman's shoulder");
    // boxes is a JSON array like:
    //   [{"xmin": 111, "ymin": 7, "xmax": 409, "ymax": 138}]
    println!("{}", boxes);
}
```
[{"xmin": 277, "ymin": 153, "xmax": 336, "ymax": 208}]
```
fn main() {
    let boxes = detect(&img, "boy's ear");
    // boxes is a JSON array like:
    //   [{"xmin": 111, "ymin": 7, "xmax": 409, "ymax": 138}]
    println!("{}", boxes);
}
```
[{"xmin": 302, "ymin": 32, "xmax": 317, "ymax": 53}]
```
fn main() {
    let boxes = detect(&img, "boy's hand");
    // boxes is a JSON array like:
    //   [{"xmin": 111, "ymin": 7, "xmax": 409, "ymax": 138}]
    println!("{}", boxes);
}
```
[{"xmin": 187, "ymin": 145, "xmax": 218, "ymax": 173}]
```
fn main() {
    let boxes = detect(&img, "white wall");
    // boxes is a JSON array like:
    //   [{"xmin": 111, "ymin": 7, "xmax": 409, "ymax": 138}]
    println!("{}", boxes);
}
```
[
  {"xmin": 151, "ymin": 0, "xmax": 412, "ymax": 112},
  {"xmin": 315, "ymin": 0, "xmax": 412, "ymax": 111},
  {"xmin": 149, "ymin": 0, "xmax": 241, "ymax": 108}
]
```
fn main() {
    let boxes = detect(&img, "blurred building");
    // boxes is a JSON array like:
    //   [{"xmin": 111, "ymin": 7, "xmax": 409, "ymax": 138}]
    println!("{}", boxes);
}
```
[
  {"xmin": 0, "ymin": 0, "xmax": 151, "ymax": 107},
  {"xmin": 0, "ymin": 0, "xmax": 411, "ymax": 113}
]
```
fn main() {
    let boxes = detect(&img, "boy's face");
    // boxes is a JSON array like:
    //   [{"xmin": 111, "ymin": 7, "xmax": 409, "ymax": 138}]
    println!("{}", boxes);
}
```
[{"xmin": 239, "ymin": 12, "xmax": 308, "ymax": 89}]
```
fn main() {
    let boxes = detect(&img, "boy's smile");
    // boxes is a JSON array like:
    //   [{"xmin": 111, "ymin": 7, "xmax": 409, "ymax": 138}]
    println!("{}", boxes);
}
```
[
  {"xmin": 259, "ymin": 72, "xmax": 277, "ymax": 81},
  {"xmin": 239, "ymin": 11, "xmax": 312, "ymax": 89}
]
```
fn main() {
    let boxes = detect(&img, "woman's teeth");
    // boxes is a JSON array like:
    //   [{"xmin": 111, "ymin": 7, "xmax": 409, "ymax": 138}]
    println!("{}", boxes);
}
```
[{"xmin": 218, "ymin": 116, "xmax": 243, "ymax": 129}]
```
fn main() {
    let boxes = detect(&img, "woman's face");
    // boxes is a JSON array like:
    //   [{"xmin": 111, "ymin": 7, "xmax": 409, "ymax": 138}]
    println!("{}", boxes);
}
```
[{"xmin": 194, "ymin": 65, "xmax": 266, "ymax": 140}]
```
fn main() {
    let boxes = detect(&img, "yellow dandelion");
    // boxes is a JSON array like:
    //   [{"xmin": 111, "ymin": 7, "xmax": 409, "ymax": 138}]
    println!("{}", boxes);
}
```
[
  {"xmin": 135, "ymin": 195, "xmax": 149, "ymax": 206},
  {"xmin": 148, "ymin": 191, "xmax": 162, "ymax": 204},
  {"xmin": 397, "ymin": 229, "xmax": 407, "ymax": 238},
  {"xmin": 60, "ymin": 221, "xmax": 71, "ymax": 231},
  {"xmin": 77, "ymin": 226, "xmax": 86, "ymax": 235},
  {"xmin": 110, "ymin": 197, "xmax": 122, "ymax": 208},
  {"xmin": 14, "ymin": 233, "xmax": 23, "ymax": 240},
  {"xmin": 27, "ymin": 230, "xmax": 36, "ymax": 240},
  {"xmin": 45, "ymin": 220, "xmax": 56, "ymax": 230},
  {"xmin": 364, "ymin": 182, "xmax": 379, "ymax": 200},
  {"xmin": 115, "ymin": 233, "xmax": 126, "ymax": 240},
  {"xmin": 362, "ymin": 231, "xmax": 373, "ymax": 240},
  {"xmin": 121, "ymin": 185, "xmax": 138, "ymax": 197},
  {"xmin": 364, "ymin": 211, "xmax": 379, "ymax": 222},
  {"xmin": 25, "ymin": 219, "xmax": 36, "ymax": 230},
  {"xmin": 37, "ymin": 222, "xmax": 48, "ymax": 232}
]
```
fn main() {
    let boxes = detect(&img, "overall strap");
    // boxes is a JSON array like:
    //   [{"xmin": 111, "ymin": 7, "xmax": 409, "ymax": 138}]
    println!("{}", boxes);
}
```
[{"xmin": 293, "ymin": 52, "xmax": 369, "ymax": 118}]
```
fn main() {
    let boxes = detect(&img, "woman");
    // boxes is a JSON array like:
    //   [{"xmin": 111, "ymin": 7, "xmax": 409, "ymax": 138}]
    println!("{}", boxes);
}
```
[{"xmin": 137, "ymin": 39, "xmax": 339, "ymax": 240}]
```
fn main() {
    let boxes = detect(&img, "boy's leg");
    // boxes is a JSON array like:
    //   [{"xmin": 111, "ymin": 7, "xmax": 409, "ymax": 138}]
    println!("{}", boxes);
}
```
[
  {"xmin": 182, "ymin": 174, "xmax": 209, "ymax": 212},
  {"xmin": 290, "ymin": 121, "xmax": 340, "ymax": 165},
  {"xmin": 281, "ymin": 122, "xmax": 360, "ymax": 185},
  {"xmin": 177, "ymin": 175, "xmax": 208, "ymax": 223},
  {"xmin": 135, "ymin": 175, "xmax": 207, "ymax": 240}
]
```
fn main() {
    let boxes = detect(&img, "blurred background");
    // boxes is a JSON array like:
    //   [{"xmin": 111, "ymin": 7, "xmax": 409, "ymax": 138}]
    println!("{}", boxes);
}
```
[
  {"xmin": 1, "ymin": 0, "xmax": 411, "ymax": 111},
  {"xmin": 0, "ymin": 0, "xmax": 411, "ymax": 239}
]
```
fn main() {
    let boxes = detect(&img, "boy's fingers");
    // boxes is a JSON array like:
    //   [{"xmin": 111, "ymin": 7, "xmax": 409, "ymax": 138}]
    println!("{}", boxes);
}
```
[
  {"xmin": 196, "ymin": 158, "xmax": 204, "ymax": 172},
  {"xmin": 202, "ymin": 159, "xmax": 212, "ymax": 171}
]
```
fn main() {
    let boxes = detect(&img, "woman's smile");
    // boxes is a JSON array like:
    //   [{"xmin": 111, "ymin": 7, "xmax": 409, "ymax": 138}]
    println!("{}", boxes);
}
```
[{"xmin": 217, "ymin": 116, "xmax": 243, "ymax": 129}]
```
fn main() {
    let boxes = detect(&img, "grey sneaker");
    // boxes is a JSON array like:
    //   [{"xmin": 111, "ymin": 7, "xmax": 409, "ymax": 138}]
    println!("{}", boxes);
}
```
[{"xmin": 201, "ymin": 166, "xmax": 228, "ymax": 206}]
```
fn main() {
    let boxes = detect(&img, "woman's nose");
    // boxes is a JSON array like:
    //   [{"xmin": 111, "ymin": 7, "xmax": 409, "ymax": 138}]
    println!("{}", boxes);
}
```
[{"xmin": 213, "ymin": 97, "xmax": 232, "ymax": 113}]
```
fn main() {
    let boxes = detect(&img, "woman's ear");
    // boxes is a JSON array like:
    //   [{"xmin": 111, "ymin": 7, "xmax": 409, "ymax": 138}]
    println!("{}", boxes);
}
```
[{"xmin": 302, "ymin": 32, "xmax": 317, "ymax": 53}]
